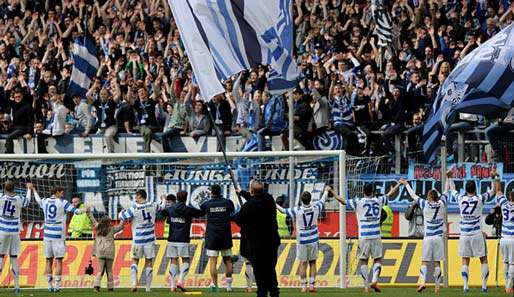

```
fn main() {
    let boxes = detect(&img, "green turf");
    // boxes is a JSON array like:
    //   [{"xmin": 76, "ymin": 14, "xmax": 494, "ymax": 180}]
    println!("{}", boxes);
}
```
[{"xmin": 7, "ymin": 287, "xmax": 511, "ymax": 297}]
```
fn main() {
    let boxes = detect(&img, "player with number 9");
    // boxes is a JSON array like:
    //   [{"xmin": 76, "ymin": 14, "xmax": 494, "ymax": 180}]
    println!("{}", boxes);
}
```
[
  {"xmin": 276, "ymin": 186, "xmax": 329, "ymax": 293},
  {"xmin": 118, "ymin": 189, "xmax": 165, "ymax": 292},
  {"xmin": 34, "ymin": 185, "xmax": 85, "ymax": 292}
]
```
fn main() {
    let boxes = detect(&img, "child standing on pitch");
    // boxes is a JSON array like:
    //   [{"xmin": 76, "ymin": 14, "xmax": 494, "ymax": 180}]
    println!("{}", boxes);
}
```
[{"xmin": 87, "ymin": 209, "xmax": 124, "ymax": 292}]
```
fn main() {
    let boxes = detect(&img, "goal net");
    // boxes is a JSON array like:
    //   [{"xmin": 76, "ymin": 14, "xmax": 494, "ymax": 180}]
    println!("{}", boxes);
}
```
[{"xmin": 0, "ymin": 151, "xmax": 382, "ymax": 289}]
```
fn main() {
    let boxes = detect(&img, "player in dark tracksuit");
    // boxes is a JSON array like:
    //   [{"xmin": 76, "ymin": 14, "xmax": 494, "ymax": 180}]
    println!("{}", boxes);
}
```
[
  {"xmin": 197, "ymin": 184, "xmax": 236, "ymax": 292},
  {"xmin": 160, "ymin": 191, "xmax": 202, "ymax": 292}
]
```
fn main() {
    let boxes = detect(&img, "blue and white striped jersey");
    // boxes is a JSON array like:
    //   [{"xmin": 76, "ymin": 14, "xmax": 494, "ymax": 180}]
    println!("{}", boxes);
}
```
[
  {"xmin": 416, "ymin": 195, "xmax": 447, "ymax": 237},
  {"xmin": 283, "ymin": 192, "xmax": 327, "ymax": 245},
  {"xmin": 35, "ymin": 193, "xmax": 80, "ymax": 241},
  {"xmin": 0, "ymin": 191, "xmax": 30, "ymax": 234},
  {"xmin": 498, "ymin": 195, "xmax": 514, "ymax": 239},
  {"xmin": 119, "ymin": 201, "xmax": 164, "ymax": 246},
  {"xmin": 456, "ymin": 191, "xmax": 490, "ymax": 236},
  {"xmin": 348, "ymin": 195, "xmax": 388, "ymax": 240}
]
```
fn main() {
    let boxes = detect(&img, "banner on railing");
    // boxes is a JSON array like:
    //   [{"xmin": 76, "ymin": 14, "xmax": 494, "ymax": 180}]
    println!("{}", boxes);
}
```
[
  {"xmin": 408, "ymin": 163, "xmax": 502, "ymax": 180},
  {"xmin": 0, "ymin": 239, "xmax": 504, "ymax": 288}
]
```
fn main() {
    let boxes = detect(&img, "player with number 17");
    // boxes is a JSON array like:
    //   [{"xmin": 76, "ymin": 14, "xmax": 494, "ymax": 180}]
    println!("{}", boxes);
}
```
[
  {"xmin": 118, "ymin": 189, "xmax": 165, "ymax": 292},
  {"xmin": 276, "ymin": 186, "xmax": 330, "ymax": 293}
]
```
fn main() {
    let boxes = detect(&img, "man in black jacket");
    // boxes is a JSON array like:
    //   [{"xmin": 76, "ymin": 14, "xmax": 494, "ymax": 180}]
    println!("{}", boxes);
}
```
[
  {"xmin": 198, "ymin": 184, "xmax": 236, "ymax": 292},
  {"xmin": 236, "ymin": 181, "xmax": 281, "ymax": 297},
  {"xmin": 5, "ymin": 88, "xmax": 33, "ymax": 153},
  {"xmin": 160, "ymin": 191, "xmax": 203, "ymax": 292}
]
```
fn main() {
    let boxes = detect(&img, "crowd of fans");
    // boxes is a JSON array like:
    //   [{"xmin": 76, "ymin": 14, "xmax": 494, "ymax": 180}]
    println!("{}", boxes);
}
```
[{"xmin": 1, "ymin": 0, "xmax": 513, "ymax": 161}]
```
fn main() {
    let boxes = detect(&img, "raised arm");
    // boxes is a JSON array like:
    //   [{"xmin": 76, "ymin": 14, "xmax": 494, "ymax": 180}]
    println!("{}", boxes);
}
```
[
  {"xmin": 326, "ymin": 186, "xmax": 346, "ymax": 205},
  {"xmin": 399, "ymin": 178, "xmax": 420, "ymax": 200},
  {"xmin": 24, "ymin": 183, "xmax": 33, "ymax": 207},
  {"xmin": 32, "ymin": 186, "xmax": 43, "ymax": 207},
  {"xmin": 445, "ymin": 170, "xmax": 458, "ymax": 199},
  {"xmin": 87, "ymin": 208, "xmax": 98, "ymax": 226},
  {"xmin": 386, "ymin": 181, "xmax": 402, "ymax": 197},
  {"xmin": 491, "ymin": 169, "xmax": 502, "ymax": 197}
]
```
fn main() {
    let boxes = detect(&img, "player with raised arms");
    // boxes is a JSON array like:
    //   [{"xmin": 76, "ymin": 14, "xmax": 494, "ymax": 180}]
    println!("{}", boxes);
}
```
[
  {"xmin": 400, "ymin": 175, "xmax": 450, "ymax": 293},
  {"xmin": 118, "ymin": 189, "xmax": 165, "ymax": 292},
  {"xmin": 0, "ymin": 181, "xmax": 32, "ymax": 293},
  {"xmin": 447, "ymin": 170, "xmax": 498, "ymax": 293},
  {"xmin": 33, "ymin": 185, "xmax": 86, "ymax": 292},
  {"xmin": 276, "ymin": 186, "xmax": 329, "ymax": 293},
  {"xmin": 334, "ymin": 181, "xmax": 401, "ymax": 293},
  {"xmin": 489, "ymin": 171, "xmax": 514, "ymax": 293}
]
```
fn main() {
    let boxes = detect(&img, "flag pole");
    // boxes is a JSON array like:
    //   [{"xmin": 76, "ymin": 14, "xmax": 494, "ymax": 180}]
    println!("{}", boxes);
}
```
[
  {"xmin": 288, "ymin": 92, "xmax": 295, "ymax": 208},
  {"xmin": 205, "ymin": 98, "xmax": 242, "ymax": 206},
  {"xmin": 441, "ymin": 138, "xmax": 449, "ymax": 288}
]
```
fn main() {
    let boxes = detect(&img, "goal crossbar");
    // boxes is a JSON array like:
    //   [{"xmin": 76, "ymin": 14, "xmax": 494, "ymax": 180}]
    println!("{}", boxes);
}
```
[{"xmin": 0, "ymin": 150, "xmax": 344, "ymax": 160}]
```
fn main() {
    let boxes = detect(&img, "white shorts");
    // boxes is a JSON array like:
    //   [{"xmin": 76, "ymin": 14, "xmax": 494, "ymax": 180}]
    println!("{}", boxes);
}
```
[
  {"xmin": 459, "ymin": 233, "xmax": 487, "ymax": 258},
  {"xmin": 0, "ymin": 234, "xmax": 20, "ymax": 256},
  {"xmin": 358, "ymin": 238, "xmax": 383, "ymax": 260},
  {"xmin": 422, "ymin": 236, "xmax": 445, "ymax": 262},
  {"xmin": 44, "ymin": 240, "xmax": 66, "ymax": 259},
  {"xmin": 166, "ymin": 242, "xmax": 191, "ymax": 258},
  {"xmin": 501, "ymin": 238, "xmax": 514, "ymax": 264},
  {"xmin": 206, "ymin": 249, "xmax": 232, "ymax": 257},
  {"xmin": 297, "ymin": 242, "xmax": 319, "ymax": 262},
  {"xmin": 132, "ymin": 243, "xmax": 156, "ymax": 259}
]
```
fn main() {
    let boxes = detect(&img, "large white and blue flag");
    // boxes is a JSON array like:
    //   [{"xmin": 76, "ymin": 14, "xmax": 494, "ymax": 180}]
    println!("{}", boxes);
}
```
[
  {"xmin": 168, "ymin": 0, "xmax": 299, "ymax": 100},
  {"xmin": 423, "ymin": 23, "xmax": 514, "ymax": 162},
  {"xmin": 68, "ymin": 37, "xmax": 99, "ymax": 98}
]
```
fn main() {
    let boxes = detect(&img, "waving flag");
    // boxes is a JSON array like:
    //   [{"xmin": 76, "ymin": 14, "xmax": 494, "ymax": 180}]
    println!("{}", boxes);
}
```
[
  {"xmin": 371, "ymin": 0, "xmax": 394, "ymax": 48},
  {"xmin": 168, "ymin": 0, "xmax": 299, "ymax": 100},
  {"xmin": 423, "ymin": 23, "xmax": 514, "ymax": 162},
  {"xmin": 68, "ymin": 37, "xmax": 99, "ymax": 99}
]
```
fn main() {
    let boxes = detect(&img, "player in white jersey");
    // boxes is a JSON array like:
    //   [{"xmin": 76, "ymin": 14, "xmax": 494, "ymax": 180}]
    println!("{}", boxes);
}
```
[
  {"xmin": 447, "ymin": 171, "xmax": 499, "ymax": 293},
  {"xmin": 0, "ymin": 181, "xmax": 31, "ymax": 293},
  {"xmin": 118, "ymin": 189, "xmax": 164, "ymax": 292},
  {"xmin": 341, "ymin": 182, "xmax": 401, "ymax": 293},
  {"xmin": 34, "ymin": 185, "xmax": 85, "ymax": 292},
  {"xmin": 493, "ymin": 177, "xmax": 514, "ymax": 293},
  {"xmin": 276, "ymin": 186, "xmax": 329, "ymax": 293},
  {"xmin": 400, "ymin": 178, "xmax": 448, "ymax": 293}
]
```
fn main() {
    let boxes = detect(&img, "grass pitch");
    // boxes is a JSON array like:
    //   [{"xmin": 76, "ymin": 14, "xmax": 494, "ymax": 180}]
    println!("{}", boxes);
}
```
[{"xmin": 8, "ymin": 287, "xmax": 512, "ymax": 297}]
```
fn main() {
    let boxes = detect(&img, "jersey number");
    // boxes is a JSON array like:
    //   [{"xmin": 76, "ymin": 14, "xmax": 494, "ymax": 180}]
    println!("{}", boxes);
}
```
[
  {"xmin": 142, "ymin": 210, "xmax": 152, "ymax": 222},
  {"xmin": 503, "ymin": 209, "xmax": 514, "ymax": 222},
  {"xmin": 46, "ymin": 204, "xmax": 57, "ymax": 219},
  {"xmin": 363, "ymin": 203, "xmax": 380, "ymax": 217},
  {"xmin": 461, "ymin": 201, "xmax": 478, "ymax": 215},
  {"xmin": 2, "ymin": 200, "xmax": 15, "ymax": 216},
  {"xmin": 302, "ymin": 212, "xmax": 314, "ymax": 227},
  {"xmin": 432, "ymin": 206, "xmax": 440, "ymax": 220}
]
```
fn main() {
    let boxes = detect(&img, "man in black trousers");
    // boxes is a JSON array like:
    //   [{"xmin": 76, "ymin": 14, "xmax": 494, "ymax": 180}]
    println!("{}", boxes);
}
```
[{"xmin": 235, "ymin": 181, "xmax": 280, "ymax": 297}]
